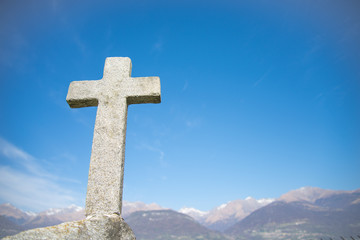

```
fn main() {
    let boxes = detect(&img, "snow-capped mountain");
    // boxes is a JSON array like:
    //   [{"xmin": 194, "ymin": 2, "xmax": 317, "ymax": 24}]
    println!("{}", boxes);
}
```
[
  {"xmin": 226, "ymin": 189, "xmax": 360, "ymax": 239},
  {"xmin": 122, "ymin": 201, "xmax": 164, "ymax": 218},
  {"xmin": 178, "ymin": 207, "xmax": 209, "ymax": 222},
  {"xmin": 0, "ymin": 201, "xmax": 165, "ymax": 231},
  {"xmin": 35, "ymin": 204, "xmax": 85, "ymax": 224},
  {"xmin": 42, "ymin": 204, "xmax": 83, "ymax": 216},
  {"xmin": 180, "ymin": 197, "xmax": 274, "ymax": 231},
  {"xmin": 0, "ymin": 203, "xmax": 34, "ymax": 225},
  {"xmin": 2, "ymin": 187, "xmax": 360, "ymax": 239}
]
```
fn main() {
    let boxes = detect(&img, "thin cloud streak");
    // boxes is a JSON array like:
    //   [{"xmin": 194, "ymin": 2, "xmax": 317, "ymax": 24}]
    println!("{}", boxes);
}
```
[
  {"xmin": 137, "ymin": 143, "xmax": 166, "ymax": 167},
  {"xmin": 0, "ymin": 137, "xmax": 83, "ymax": 211},
  {"xmin": 0, "ymin": 137, "xmax": 32, "ymax": 161},
  {"xmin": 0, "ymin": 166, "xmax": 79, "ymax": 212},
  {"xmin": 253, "ymin": 69, "xmax": 271, "ymax": 87},
  {"xmin": 0, "ymin": 137, "xmax": 58, "ymax": 180}
]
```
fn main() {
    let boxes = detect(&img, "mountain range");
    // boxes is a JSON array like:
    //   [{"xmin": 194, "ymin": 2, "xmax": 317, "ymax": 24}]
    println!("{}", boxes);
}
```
[
  {"xmin": 226, "ymin": 187, "xmax": 360, "ymax": 239},
  {"xmin": 1, "ymin": 187, "xmax": 359, "ymax": 240},
  {"xmin": 179, "ymin": 197, "xmax": 274, "ymax": 231}
]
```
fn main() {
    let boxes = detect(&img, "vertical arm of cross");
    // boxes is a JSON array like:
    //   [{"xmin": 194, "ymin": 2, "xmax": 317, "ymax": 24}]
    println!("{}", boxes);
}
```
[
  {"xmin": 66, "ymin": 57, "xmax": 161, "ymax": 218},
  {"xmin": 126, "ymin": 77, "xmax": 161, "ymax": 105},
  {"xmin": 66, "ymin": 80, "xmax": 101, "ymax": 108}
]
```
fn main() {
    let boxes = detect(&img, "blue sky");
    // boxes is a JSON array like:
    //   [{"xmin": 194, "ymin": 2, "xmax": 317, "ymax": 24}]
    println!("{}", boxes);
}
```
[{"xmin": 0, "ymin": 0, "xmax": 359, "ymax": 212}]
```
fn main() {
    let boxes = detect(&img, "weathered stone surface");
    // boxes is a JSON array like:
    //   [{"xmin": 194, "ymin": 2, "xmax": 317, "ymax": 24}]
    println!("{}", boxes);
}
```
[
  {"xmin": 5, "ymin": 57, "xmax": 161, "ymax": 239},
  {"xmin": 67, "ymin": 57, "xmax": 161, "ymax": 217},
  {"xmin": 3, "ymin": 214, "xmax": 135, "ymax": 240}
]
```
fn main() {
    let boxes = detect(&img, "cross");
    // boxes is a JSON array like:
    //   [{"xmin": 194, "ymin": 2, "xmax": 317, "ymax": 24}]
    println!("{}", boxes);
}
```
[{"xmin": 66, "ymin": 57, "xmax": 161, "ymax": 217}]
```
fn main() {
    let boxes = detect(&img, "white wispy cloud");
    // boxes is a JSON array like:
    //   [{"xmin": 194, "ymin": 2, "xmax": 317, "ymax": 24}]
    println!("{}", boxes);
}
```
[
  {"xmin": 0, "ymin": 166, "xmax": 78, "ymax": 212},
  {"xmin": 73, "ymin": 35, "xmax": 87, "ymax": 54},
  {"xmin": 253, "ymin": 70, "xmax": 271, "ymax": 87},
  {"xmin": 0, "ymin": 137, "xmax": 57, "ymax": 180},
  {"xmin": 0, "ymin": 138, "xmax": 32, "ymax": 160},
  {"xmin": 137, "ymin": 143, "xmax": 166, "ymax": 167},
  {"xmin": 0, "ymin": 137, "xmax": 83, "ymax": 212}
]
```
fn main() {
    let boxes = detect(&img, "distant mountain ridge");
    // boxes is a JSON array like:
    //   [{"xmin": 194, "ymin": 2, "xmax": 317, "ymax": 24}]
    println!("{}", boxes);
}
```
[
  {"xmin": 1, "ymin": 187, "xmax": 360, "ymax": 239},
  {"xmin": 0, "ymin": 203, "xmax": 85, "ymax": 232},
  {"xmin": 180, "ymin": 197, "xmax": 274, "ymax": 231},
  {"xmin": 126, "ymin": 210, "xmax": 230, "ymax": 240},
  {"xmin": 122, "ymin": 201, "xmax": 164, "ymax": 218},
  {"xmin": 0, "ymin": 201, "xmax": 164, "ymax": 236},
  {"xmin": 278, "ymin": 186, "xmax": 359, "ymax": 203},
  {"xmin": 0, "ymin": 203, "xmax": 35, "ymax": 226},
  {"xmin": 226, "ymin": 188, "xmax": 360, "ymax": 239}
]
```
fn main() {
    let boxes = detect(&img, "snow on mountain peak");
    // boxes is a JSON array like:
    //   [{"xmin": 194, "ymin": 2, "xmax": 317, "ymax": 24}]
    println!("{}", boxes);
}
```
[
  {"xmin": 67, "ymin": 204, "xmax": 84, "ymax": 212},
  {"xmin": 257, "ymin": 198, "xmax": 275, "ymax": 204},
  {"xmin": 122, "ymin": 201, "xmax": 164, "ymax": 218},
  {"xmin": 43, "ymin": 205, "xmax": 84, "ymax": 216},
  {"xmin": 244, "ymin": 196, "xmax": 275, "ymax": 205},
  {"xmin": 25, "ymin": 211, "xmax": 36, "ymax": 217},
  {"xmin": 45, "ymin": 208, "xmax": 62, "ymax": 216},
  {"xmin": 178, "ymin": 207, "xmax": 209, "ymax": 223},
  {"xmin": 217, "ymin": 202, "xmax": 229, "ymax": 210},
  {"xmin": 179, "ymin": 207, "xmax": 208, "ymax": 217}
]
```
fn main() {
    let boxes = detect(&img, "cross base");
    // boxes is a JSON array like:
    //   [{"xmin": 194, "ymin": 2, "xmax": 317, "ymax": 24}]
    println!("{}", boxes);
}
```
[{"xmin": 3, "ymin": 214, "xmax": 136, "ymax": 240}]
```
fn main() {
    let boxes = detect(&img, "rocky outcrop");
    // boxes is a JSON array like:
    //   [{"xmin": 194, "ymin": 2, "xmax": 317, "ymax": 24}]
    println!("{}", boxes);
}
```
[{"xmin": 3, "ymin": 214, "xmax": 135, "ymax": 240}]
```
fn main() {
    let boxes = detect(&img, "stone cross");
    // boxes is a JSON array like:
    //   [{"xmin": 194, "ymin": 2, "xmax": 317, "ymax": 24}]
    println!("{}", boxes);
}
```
[{"xmin": 66, "ymin": 57, "xmax": 161, "ymax": 217}]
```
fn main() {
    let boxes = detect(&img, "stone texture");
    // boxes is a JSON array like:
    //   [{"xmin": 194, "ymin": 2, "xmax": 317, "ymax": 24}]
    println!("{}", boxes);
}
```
[
  {"xmin": 5, "ymin": 57, "xmax": 161, "ymax": 239},
  {"xmin": 3, "ymin": 214, "xmax": 135, "ymax": 240},
  {"xmin": 67, "ymin": 57, "xmax": 161, "ymax": 217}
]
